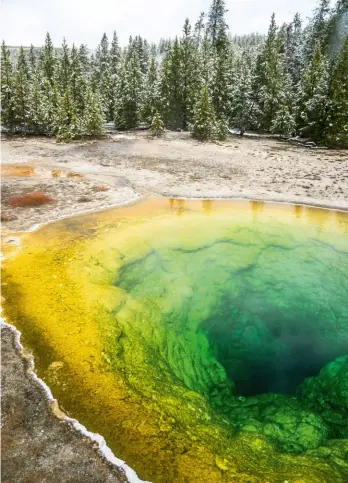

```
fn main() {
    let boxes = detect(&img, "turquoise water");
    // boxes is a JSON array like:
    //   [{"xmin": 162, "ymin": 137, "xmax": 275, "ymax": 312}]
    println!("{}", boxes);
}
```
[{"xmin": 3, "ymin": 199, "xmax": 348, "ymax": 482}]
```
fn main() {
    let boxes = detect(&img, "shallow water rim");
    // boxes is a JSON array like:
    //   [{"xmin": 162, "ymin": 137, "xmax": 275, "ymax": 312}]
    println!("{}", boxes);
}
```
[
  {"xmin": 2, "ymin": 194, "xmax": 348, "ymax": 237},
  {"xmin": 0, "ymin": 320, "xmax": 149, "ymax": 483}
]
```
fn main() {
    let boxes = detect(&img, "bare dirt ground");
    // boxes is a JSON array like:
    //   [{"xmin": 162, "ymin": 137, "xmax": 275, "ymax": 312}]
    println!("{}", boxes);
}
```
[
  {"xmin": 1, "ymin": 131, "xmax": 348, "ymax": 482},
  {"xmin": 2, "ymin": 131, "xmax": 348, "ymax": 232}
]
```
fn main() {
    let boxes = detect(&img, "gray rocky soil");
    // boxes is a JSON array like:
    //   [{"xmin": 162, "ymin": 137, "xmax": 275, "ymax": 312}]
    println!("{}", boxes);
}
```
[{"xmin": 1, "ymin": 326, "xmax": 129, "ymax": 483}]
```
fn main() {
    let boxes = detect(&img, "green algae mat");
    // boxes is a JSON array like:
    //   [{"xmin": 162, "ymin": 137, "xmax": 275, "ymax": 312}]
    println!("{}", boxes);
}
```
[{"xmin": 2, "ymin": 199, "xmax": 348, "ymax": 483}]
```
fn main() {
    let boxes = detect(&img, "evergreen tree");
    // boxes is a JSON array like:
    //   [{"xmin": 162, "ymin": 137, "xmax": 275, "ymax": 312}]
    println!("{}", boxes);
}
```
[
  {"xmin": 194, "ymin": 12, "xmax": 206, "ymax": 45},
  {"xmin": 110, "ymin": 31, "xmax": 121, "ymax": 77},
  {"xmin": 214, "ymin": 117, "xmax": 228, "ymax": 140},
  {"xmin": 2, "ymin": 2, "xmax": 347, "ymax": 147},
  {"xmin": 201, "ymin": 23, "xmax": 212, "ymax": 85},
  {"xmin": 96, "ymin": 33, "xmax": 109, "ymax": 77},
  {"xmin": 304, "ymin": 0, "xmax": 332, "ymax": 60},
  {"xmin": 70, "ymin": 44, "xmax": 86, "ymax": 117},
  {"xmin": 1, "ymin": 42, "xmax": 16, "ymax": 130},
  {"xmin": 12, "ymin": 46, "xmax": 30, "ymax": 131},
  {"xmin": 191, "ymin": 85, "xmax": 216, "ymax": 140},
  {"xmin": 39, "ymin": 32, "xmax": 56, "ymax": 85},
  {"xmin": 158, "ymin": 48, "xmax": 172, "ymax": 126},
  {"xmin": 115, "ymin": 51, "xmax": 143, "ymax": 129},
  {"xmin": 327, "ymin": 0, "xmax": 348, "ymax": 57},
  {"xmin": 81, "ymin": 86, "xmax": 104, "ymax": 136},
  {"xmin": 207, "ymin": 0, "xmax": 228, "ymax": 48},
  {"xmin": 108, "ymin": 31, "xmax": 121, "ymax": 120},
  {"xmin": 150, "ymin": 111, "xmax": 165, "ymax": 136},
  {"xmin": 230, "ymin": 56, "xmax": 255, "ymax": 134},
  {"xmin": 57, "ymin": 38, "xmax": 71, "ymax": 90},
  {"xmin": 285, "ymin": 13, "xmax": 304, "ymax": 87},
  {"xmin": 297, "ymin": 42, "xmax": 330, "ymax": 141},
  {"xmin": 78, "ymin": 44, "xmax": 90, "ymax": 74},
  {"xmin": 271, "ymin": 103, "xmax": 296, "ymax": 137},
  {"xmin": 27, "ymin": 75, "xmax": 47, "ymax": 134},
  {"xmin": 167, "ymin": 37, "xmax": 183, "ymax": 128},
  {"xmin": 42, "ymin": 79, "xmax": 63, "ymax": 135},
  {"xmin": 210, "ymin": 25, "xmax": 231, "ymax": 121},
  {"xmin": 28, "ymin": 44, "xmax": 38, "ymax": 81},
  {"xmin": 325, "ymin": 37, "xmax": 348, "ymax": 146},
  {"xmin": 91, "ymin": 33, "xmax": 109, "ymax": 90},
  {"xmin": 271, "ymin": 75, "xmax": 296, "ymax": 136},
  {"xmin": 143, "ymin": 55, "xmax": 160, "ymax": 122},
  {"xmin": 99, "ymin": 68, "xmax": 113, "ymax": 120},
  {"xmin": 253, "ymin": 14, "xmax": 287, "ymax": 131},
  {"xmin": 180, "ymin": 19, "xmax": 201, "ymax": 129},
  {"xmin": 53, "ymin": 88, "xmax": 79, "ymax": 141},
  {"xmin": 132, "ymin": 36, "xmax": 150, "ymax": 74}
]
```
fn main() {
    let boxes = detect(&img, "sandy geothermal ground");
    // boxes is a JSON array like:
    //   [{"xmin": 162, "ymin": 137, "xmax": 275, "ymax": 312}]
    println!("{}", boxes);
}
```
[
  {"xmin": 1, "ymin": 131, "xmax": 347, "ymax": 482},
  {"xmin": 1, "ymin": 131, "xmax": 348, "ymax": 231}
]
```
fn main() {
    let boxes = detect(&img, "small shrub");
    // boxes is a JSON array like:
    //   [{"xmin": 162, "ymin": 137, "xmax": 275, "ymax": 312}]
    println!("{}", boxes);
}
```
[
  {"xmin": 150, "ymin": 111, "xmax": 165, "ymax": 137},
  {"xmin": 214, "ymin": 118, "xmax": 228, "ymax": 141},
  {"xmin": 9, "ymin": 192, "xmax": 55, "ymax": 208},
  {"xmin": 94, "ymin": 185, "xmax": 109, "ymax": 192}
]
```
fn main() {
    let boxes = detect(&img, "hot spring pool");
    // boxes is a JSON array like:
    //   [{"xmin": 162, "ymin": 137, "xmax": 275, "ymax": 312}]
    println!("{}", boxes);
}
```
[{"xmin": 2, "ymin": 199, "xmax": 348, "ymax": 482}]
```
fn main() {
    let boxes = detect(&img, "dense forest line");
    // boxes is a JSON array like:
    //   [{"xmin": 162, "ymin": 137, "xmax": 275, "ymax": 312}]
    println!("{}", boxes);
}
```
[{"xmin": 1, "ymin": 0, "xmax": 348, "ymax": 145}]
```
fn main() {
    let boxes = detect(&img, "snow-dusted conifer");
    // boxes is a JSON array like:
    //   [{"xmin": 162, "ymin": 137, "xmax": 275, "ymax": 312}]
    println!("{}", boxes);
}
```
[
  {"xmin": 214, "ymin": 117, "xmax": 228, "ymax": 140},
  {"xmin": 150, "ymin": 111, "xmax": 165, "ymax": 136},
  {"xmin": 230, "ymin": 56, "xmax": 255, "ymax": 134},
  {"xmin": 304, "ymin": 0, "xmax": 331, "ymax": 60},
  {"xmin": 297, "ymin": 42, "xmax": 330, "ymax": 141},
  {"xmin": 53, "ymin": 88, "xmax": 79, "ymax": 141},
  {"xmin": 78, "ymin": 44, "xmax": 90, "ymax": 74},
  {"xmin": 28, "ymin": 44, "xmax": 37, "ymax": 81},
  {"xmin": 12, "ymin": 46, "xmax": 30, "ymax": 131},
  {"xmin": 158, "ymin": 48, "xmax": 172, "ymax": 126},
  {"xmin": 167, "ymin": 37, "xmax": 183, "ymax": 128},
  {"xmin": 181, "ymin": 19, "xmax": 201, "ymax": 129},
  {"xmin": 271, "ymin": 75, "xmax": 296, "ymax": 136},
  {"xmin": 70, "ymin": 44, "xmax": 87, "ymax": 117},
  {"xmin": 210, "ymin": 25, "xmax": 231, "ymax": 121},
  {"xmin": 191, "ymin": 85, "xmax": 216, "ymax": 140},
  {"xmin": 207, "ymin": 0, "xmax": 228, "ymax": 48},
  {"xmin": 115, "ymin": 51, "xmax": 143, "ymax": 129},
  {"xmin": 57, "ymin": 38, "xmax": 71, "ymax": 90},
  {"xmin": 143, "ymin": 55, "xmax": 160, "ymax": 122},
  {"xmin": 325, "ymin": 37, "xmax": 348, "ymax": 146},
  {"xmin": 81, "ymin": 86, "xmax": 104, "ymax": 137},
  {"xmin": 285, "ymin": 13, "xmax": 304, "ymax": 87},
  {"xmin": 27, "ymin": 75, "xmax": 47, "ymax": 134},
  {"xmin": 110, "ymin": 31, "xmax": 121, "ymax": 77},
  {"xmin": 1, "ymin": 42, "xmax": 16, "ymax": 130},
  {"xmin": 253, "ymin": 14, "xmax": 287, "ymax": 131},
  {"xmin": 194, "ymin": 12, "xmax": 206, "ymax": 45},
  {"xmin": 39, "ymin": 32, "xmax": 56, "ymax": 85}
]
